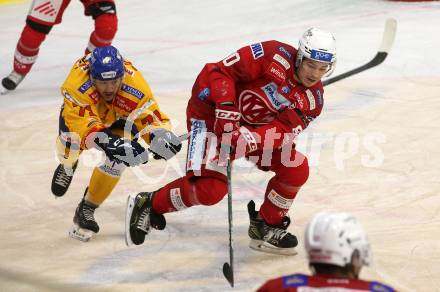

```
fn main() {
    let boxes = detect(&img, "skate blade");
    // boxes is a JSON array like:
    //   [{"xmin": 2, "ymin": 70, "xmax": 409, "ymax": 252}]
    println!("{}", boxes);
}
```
[
  {"xmin": 69, "ymin": 225, "xmax": 94, "ymax": 242},
  {"xmin": 125, "ymin": 194, "xmax": 136, "ymax": 246},
  {"xmin": 249, "ymin": 239, "xmax": 298, "ymax": 256},
  {"xmin": 0, "ymin": 87, "xmax": 10, "ymax": 95}
]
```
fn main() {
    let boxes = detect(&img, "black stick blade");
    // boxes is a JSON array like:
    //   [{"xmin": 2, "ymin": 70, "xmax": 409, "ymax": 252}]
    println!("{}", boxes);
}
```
[{"xmin": 222, "ymin": 262, "xmax": 234, "ymax": 287}]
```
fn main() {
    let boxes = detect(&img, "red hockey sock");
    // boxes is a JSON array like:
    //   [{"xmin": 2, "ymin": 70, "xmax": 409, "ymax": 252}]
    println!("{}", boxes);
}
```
[
  {"xmin": 13, "ymin": 25, "xmax": 46, "ymax": 75},
  {"xmin": 259, "ymin": 177, "xmax": 302, "ymax": 225},
  {"xmin": 152, "ymin": 176, "xmax": 228, "ymax": 214},
  {"xmin": 85, "ymin": 13, "xmax": 117, "ymax": 54}
]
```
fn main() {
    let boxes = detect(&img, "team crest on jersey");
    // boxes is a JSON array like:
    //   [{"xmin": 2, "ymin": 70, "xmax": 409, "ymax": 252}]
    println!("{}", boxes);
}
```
[
  {"xmin": 261, "ymin": 82, "xmax": 290, "ymax": 110},
  {"xmin": 239, "ymin": 90, "xmax": 277, "ymax": 125},
  {"xmin": 121, "ymin": 84, "xmax": 144, "ymax": 100},
  {"xmin": 78, "ymin": 79, "xmax": 93, "ymax": 94},
  {"xmin": 250, "ymin": 43, "xmax": 264, "ymax": 59}
]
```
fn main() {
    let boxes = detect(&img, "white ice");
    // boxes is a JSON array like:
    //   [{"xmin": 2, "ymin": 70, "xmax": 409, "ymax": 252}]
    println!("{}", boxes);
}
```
[{"xmin": 0, "ymin": 0, "xmax": 439, "ymax": 291}]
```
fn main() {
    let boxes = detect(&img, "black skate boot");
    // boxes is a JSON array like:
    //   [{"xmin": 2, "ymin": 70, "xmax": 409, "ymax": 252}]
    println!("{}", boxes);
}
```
[
  {"xmin": 247, "ymin": 200, "xmax": 298, "ymax": 255},
  {"xmin": 69, "ymin": 190, "xmax": 99, "ymax": 242},
  {"xmin": 125, "ymin": 192, "xmax": 166, "ymax": 246},
  {"xmin": 1, "ymin": 71, "xmax": 25, "ymax": 93},
  {"xmin": 51, "ymin": 161, "xmax": 78, "ymax": 197}
]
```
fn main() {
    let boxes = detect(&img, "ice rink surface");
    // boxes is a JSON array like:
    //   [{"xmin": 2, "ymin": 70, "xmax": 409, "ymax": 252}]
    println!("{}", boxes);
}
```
[{"xmin": 1, "ymin": 0, "xmax": 439, "ymax": 291}]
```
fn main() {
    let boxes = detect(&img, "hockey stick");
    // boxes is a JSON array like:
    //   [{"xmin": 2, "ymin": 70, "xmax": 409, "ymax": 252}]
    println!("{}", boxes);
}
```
[
  {"xmin": 322, "ymin": 18, "xmax": 397, "ymax": 86},
  {"xmin": 222, "ymin": 158, "xmax": 234, "ymax": 287}
]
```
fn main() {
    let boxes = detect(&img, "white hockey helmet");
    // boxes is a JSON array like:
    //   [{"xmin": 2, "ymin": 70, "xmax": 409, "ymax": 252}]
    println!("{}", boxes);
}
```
[
  {"xmin": 296, "ymin": 28, "xmax": 337, "ymax": 76},
  {"xmin": 304, "ymin": 212, "xmax": 371, "ymax": 268}
]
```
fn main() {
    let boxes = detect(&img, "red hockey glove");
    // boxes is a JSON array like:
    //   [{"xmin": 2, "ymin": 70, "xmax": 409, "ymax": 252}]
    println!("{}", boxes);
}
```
[{"xmin": 214, "ymin": 103, "xmax": 241, "ymax": 138}]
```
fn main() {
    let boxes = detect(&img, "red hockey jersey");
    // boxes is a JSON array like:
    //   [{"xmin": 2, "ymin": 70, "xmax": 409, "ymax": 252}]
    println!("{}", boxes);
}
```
[
  {"xmin": 257, "ymin": 273, "xmax": 396, "ymax": 292},
  {"xmin": 187, "ymin": 40, "xmax": 324, "ymax": 149}
]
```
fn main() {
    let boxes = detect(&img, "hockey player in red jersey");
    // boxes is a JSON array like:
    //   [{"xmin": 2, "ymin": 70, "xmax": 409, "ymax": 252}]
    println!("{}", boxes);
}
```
[
  {"xmin": 1, "ymin": 0, "xmax": 118, "ymax": 93},
  {"xmin": 257, "ymin": 212, "xmax": 396, "ymax": 292},
  {"xmin": 125, "ymin": 28, "xmax": 336, "ymax": 254}
]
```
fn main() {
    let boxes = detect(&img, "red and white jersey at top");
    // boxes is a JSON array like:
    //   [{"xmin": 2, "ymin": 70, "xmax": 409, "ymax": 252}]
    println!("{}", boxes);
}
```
[
  {"xmin": 257, "ymin": 273, "xmax": 396, "ymax": 292},
  {"xmin": 188, "ymin": 40, "xmax": 324, "ymax": 135}
]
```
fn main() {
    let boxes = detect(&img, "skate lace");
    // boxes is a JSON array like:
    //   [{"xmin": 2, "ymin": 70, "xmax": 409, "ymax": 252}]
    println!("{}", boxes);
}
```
[
  {"xmin": 265, "ymin": 227, "xmax": 288, "ymax": 242},
  {"xmin": 83, "ymin": 205, "xmax": 96, "ymax": 222},
  {"xmin": 136, "ymin": 208, "xmax": 149, "ymax": 232},
  {"xmin": 54, "ymin": 167, "xmax": 71, "ymax": 187}
]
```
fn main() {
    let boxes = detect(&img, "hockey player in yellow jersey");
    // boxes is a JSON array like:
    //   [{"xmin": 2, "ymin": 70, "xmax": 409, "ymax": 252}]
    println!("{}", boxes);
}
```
[{"xmin": 51, "ymin": 46, "xmax": 182, "ymax": 241}]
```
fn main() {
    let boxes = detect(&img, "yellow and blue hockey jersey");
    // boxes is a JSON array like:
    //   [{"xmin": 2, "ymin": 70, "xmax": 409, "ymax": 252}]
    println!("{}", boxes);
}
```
[{"xmin": 59, "ymin": 55, "xmax": 171, "ymax": 149}]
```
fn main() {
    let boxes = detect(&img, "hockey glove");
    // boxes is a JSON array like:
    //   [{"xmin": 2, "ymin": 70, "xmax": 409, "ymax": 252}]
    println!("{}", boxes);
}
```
[
  {"xmin": 149, "ymin": 128, "xmax": 182, "ymax": 160},
  {"xmin": 95, "ymin": 134, "xmax": 148, "ymax": 167},
  {"xmin": 214, "ymin": 103, "xmax": 241, "ymax": 138},
  {"xmin": 217, "ymin": 126, "xmax": 259, "ymax": 165}
]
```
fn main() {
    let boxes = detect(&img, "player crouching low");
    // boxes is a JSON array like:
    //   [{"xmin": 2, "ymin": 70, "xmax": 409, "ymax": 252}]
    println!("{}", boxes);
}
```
[
  {"xmin": 51, "ymin": 46, "xmax": 181, "ymax": 241},
  {"xmin": 125, "ymin": 28, "xmax": 337, "ymax": 255}
]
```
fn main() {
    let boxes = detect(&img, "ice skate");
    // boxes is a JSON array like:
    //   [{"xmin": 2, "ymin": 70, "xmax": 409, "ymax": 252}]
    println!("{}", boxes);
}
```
[
  {"xmin": 247, "ymin": 200, "xmax": 298, "ymax": 256},
  {"xmin": 51, "ymin": 161, "xmax": 78, "ymax": 197},
  {"xmin": 125, "ymin": 192, "xmax": 166, "ymax": 246},
  {"xmin": 69, "ymin": 195, "xmax": 99, "ymax": 242},
  {"xmin": 1, "ymin": 71, "xmax": 25, "ymax": 94}
]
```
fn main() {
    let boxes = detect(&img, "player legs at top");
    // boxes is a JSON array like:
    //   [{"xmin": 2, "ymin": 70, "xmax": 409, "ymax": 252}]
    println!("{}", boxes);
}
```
[{"xmin": 1, "ymin": 0, "xmax": 117, "ymax": 93}]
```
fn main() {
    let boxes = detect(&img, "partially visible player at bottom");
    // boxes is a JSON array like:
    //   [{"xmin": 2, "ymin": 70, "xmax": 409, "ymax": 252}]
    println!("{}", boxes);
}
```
[
  {"xmin": 256, "ymin": 212, "xmax": 396, "ymax": 292},
  {"xmin": 125, "ymin": 28, "xmax": 337, "ymax": 255},
  {"xmin": 2, "ymin": 0, "xmax": 118, "ymax": 93},
  {"xmin": 52, "ymin": 45, "xmax": 182, "ymax": 241}
]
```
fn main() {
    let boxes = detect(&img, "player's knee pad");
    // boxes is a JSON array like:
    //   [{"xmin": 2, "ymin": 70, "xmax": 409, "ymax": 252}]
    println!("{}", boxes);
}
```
[
  {"xmin": 193, "ymin": 177, "xmax": 227, "ymax": 206},
  {"xmin": 93, "ymin": 13, "xmax": 118, "ymax": 42}
]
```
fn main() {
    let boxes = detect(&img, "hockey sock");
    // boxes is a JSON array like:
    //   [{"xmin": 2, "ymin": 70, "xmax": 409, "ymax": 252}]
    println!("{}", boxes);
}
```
[
  {"xmin": 13, "ymin": 25, "xmax": 47, "ymax": 75},
  {"xmin": 86, "ymin": 14, "xmax": 117, "ymax": 54}
]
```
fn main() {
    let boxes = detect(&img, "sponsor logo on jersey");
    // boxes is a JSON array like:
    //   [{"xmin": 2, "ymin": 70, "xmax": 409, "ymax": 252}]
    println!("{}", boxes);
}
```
[
  {"xmin": 273, "ymin": 54, "xmax": 291, "ymax": 70},
  {"xmin": 124, "ymin": 67, "xmax": 135, "ymax": 76},
  {"xmin": 250, "ymin": 43, "xmax": 264, "ymax": 59},
  {"xmin": 293, "ymin": 92, "xmax": 306, "ymax": 111},
  {"xmin": 267, "ymin": 62, "xmax": 286, "ymax": 82},
  {"xmin": 310, "ymin": 50, "xmax": 333, "ymax": 62},
  {"xmin": 261, "ymin": 82, "xmax": 290, "ymax": 110},
  {"xmin": 279, "ymin": 46, "xmax": 292, "ymax": 59},
  {"xmin": 114, "ymin": 95, "xmax": 138, "ymax": 112},
  {"xmin": 305, "ymin": 89, "xmax": 316, "ymax": 110},
  {"xmin": 281, "ymin": 86, "xmax": 290, "ymax": 94},
  {"xmin": 78, "ymin": 79, "xmax": 93, "ymax": 94},
  {"xmin": 121, "ymin": 84, "xmax": 144, "ymax": 100},
  {"xmin": 282, "ymin": 274, "xmax": 308, "ymax": 288},
  {"xmin": 369, "ymin": 281, "xmax": 395, "ymax": 292},
  {"xmin": 88, "ymin": 90, "xmax": 99, "ymax": 104},
  {"xmin": 316, "ymin": 89, "xmax": 323, "ymax": 106},
  {"xmin": 198, "ymin": 87, "xmax": 210, "ymax": 101},
  {"xmin": 187, "ymin": 119, "xmax": 207, "ymax": 171}
]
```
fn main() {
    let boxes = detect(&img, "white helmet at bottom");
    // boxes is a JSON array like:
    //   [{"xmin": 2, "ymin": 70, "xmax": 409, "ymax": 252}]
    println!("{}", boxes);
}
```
[
  {"xmin": 296, "ymin": 28, "xmax": 337, "ymax": 76},
  {"xmin": 304, "ymin": 212, "xmax": 371, "ymax": 268}
]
